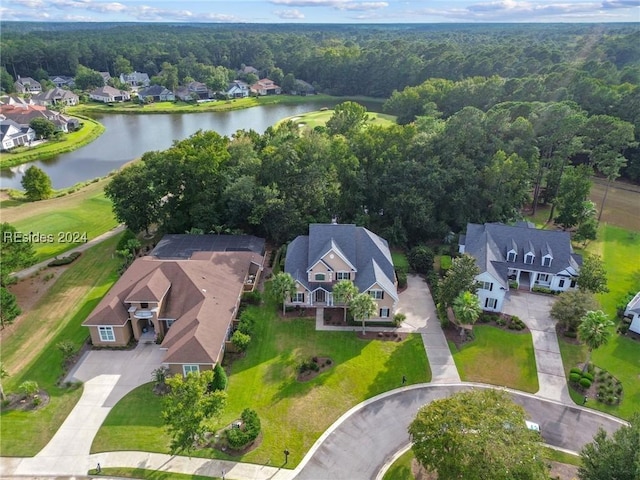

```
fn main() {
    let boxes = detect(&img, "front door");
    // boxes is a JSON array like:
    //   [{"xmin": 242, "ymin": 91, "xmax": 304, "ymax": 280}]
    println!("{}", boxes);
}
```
[{"xmin": 315, "ymin": 290, "xmax": 326, "ymax": 304}]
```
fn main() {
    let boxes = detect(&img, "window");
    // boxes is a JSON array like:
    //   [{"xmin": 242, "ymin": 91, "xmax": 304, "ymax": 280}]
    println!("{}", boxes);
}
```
[
  {"xmin": 570, "ymin": 280, "xmax": 576, "ymax": 288},
  {"xmin": 380, "ymin": 308, "xmax": 390, "ymax": 318},
  {"xmin": 542, "ymin": 257, "xmax": 552, "ymax": 267},
  {"xmin": 507, "ymin": 251, "xmax": 516, "ymax": 262},
  {"xmin": 485, "ymin": 298, "xmax": 498, "ymax": 309},
  {"xmin": 538, "ymin": 273, "xmax": 549, "ymax": 283},
  {"xmin": 141, "ymin": 302, "xmax": 149, "ymax": 309},
  {"xmin": 292, "ymin": 292, "xmax": 305, "ymax": 303},
  {"xmin": 480, "ymin": 281, "xmax": 493, "ymax": 291},
  {"xmin": 559, "ymin": 279, "xmax": 565, "ymax": 288},
  {"xmin": 369, "ymin": 290, "xmax": 384, "ymax": 300},
  {"xmin": 336, "ymin": 272, "xmax": 351, "ymax": 280},
  {"xmin": 183, "ymin": 365, "xmax": 199, "ymax": 376},
  {"xmin": 314, "ymin": 273, "xmax": 326, "ymax": 281},
  {"xmin": 98, "ymin": 326, "xmax": 115, "ymax": 342},
  {"xmin": 165, "ymin": 319, "xmax": 175, "ymax": 329},
  {"xmin": 525, "ymin": 253, "xmax": 534, "ymax": 264}
]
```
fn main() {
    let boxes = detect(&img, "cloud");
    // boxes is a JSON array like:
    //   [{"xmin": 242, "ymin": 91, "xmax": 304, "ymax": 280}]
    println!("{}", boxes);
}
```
[
  {"xmin": 270, "ymin": 0, "xmax": 388, "ymax": 10},
  {"xmin": 601, "ymin": 0, "xmax": 640, "ymax": 8},
  {"xmin": 86, "ymin": 2, "xmax": 127, "ymax": 13},
  {"xmin": 274, "ymin": 8, "xmax": 305, "ymax": 18},
  {"xmin": 1, "ymin": 5, "xmax": 51, "ymax": 18},
  {"xmin": 133, "ymin": 5, "xmax": 237, "ymax": 22},
  {"xmin": 9, "ymin": 0, "xmax": 45, "ymax": 7}
]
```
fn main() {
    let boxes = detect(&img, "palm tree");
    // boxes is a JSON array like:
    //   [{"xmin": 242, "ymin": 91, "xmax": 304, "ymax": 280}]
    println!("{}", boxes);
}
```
[
  {"xmin": 332, "ymin": 280, "xmax": 359, "ymax": 322},
  {"xmin": 577, "ymin": 310, "xmax": 614, "ymax": 372},
  {"xmin": 271, "ymin": 272, "xmax": 296, "ymax": 316},
  {"xmin": 350, "ymin": 292, "xmax": 377, "ymax": 335},
  {"xmin": 452, "ymin": 291, "xmax": 482, "ymax": 330}
]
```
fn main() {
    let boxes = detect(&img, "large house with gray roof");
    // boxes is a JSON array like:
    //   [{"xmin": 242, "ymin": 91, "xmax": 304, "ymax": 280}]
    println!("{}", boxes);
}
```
[
  {"xmin": 284, "ymin": 223, "xmax": 398, "ymax": 319},
  {"xmin": 459, "ymin": 222, "xmax": 582, "ymax": 312},
  {"xmin": 83, "ymin": 235, "xmax": 265, "ymax": 376}
]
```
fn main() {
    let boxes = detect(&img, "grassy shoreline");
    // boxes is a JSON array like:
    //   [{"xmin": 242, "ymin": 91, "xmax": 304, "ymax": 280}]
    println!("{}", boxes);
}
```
[
  {"xmin": 68, "ymin": 94, "xmax": 382, "ymax": 116},
  {"xmin": 0, "ymin": 114, "xmax": 105, "ymax": 169}
]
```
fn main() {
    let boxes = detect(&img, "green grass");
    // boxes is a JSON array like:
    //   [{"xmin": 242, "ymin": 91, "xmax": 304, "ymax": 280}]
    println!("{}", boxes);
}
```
[
  {"xmin": 1, "ymin": 179, "xmax": 117, "ymax": 261},
  {"xmin": 277, "ymin": 109, "xmax": 396, "ymax": 131},
  {"xmin": 0, "ymin": 234, "xmax": 123, "ymax": 456},
  {"xmin": 92, "ymin": 304, "xmax": 431, "ymax": 466},
  {"xmin": 392, "ymin": 251, "xmax": 409, "ymax": 272},
  {"xmin": 68, "ymin": 94, "xmax": 343, "ymax": 115},
  {"xmin": 0, "ymin": 115, "xmax": 105, "ymax": 168},
  {"xmin": 450, "ymin": 326, "xmax": 539, "ymax": 393},
  {"xmin": 542, "ymin": 447, "xmax": 582, "ymax": 467},
  {"xmin": 382, "ymin": 448, "xmax": 414, "ymax": 480},
  {"xmin": 91, "ymin": 468, "xmax": 220, "ymax": 480}
]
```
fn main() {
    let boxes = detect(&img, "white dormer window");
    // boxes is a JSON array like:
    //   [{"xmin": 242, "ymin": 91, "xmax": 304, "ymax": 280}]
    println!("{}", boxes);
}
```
[
  {"xmin": 507, "ymin": 251, "xmax": 517, "ymax": 262},
  {"xmin": 542, "ymin": 256, "xmax": 552, "ymax": 267},
  {"xmin": 524, "ymin": 253, "xmax": 534, "ymax": 265}
]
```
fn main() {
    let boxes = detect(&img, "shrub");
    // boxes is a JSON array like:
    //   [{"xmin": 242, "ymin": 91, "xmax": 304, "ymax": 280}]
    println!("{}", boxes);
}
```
[
  {"xmin": 48, "ymin": 251, "xmax": 81, "ymax": 267},
  {"xmin": 582, "ymin": 372, "xmax": 594, "ymax": 382},
  {"xmin": 396, "ymin": 271, "xmax": 407, "ymax": 289},
  {"xmin": 151, "ymin": 366, "xmax": 169, "ymax": 385},
  {"xmin": 116, "ymin": 229, "xmax": 137, "ymax": 251},
  {"xmin": 237, "ymin": 311, "xmax": 256, "ymax": 335},
  {"xmin": 618, "ymin": 324, "xmax": 629, "ymax": 334},
  {"xmin": 478, "ymin": 313, "xmax": 494, "ymax": 323},
  {"xmin": 570, "ymin": 367, "xmax": 582, "ymax": 376},
  {"xmin": 393, "ymin": 312, "xmax": 406, "ymax": 327},
  {"xmin": 19, "ymin": 380, "xmax": 39, "ymax": 398},
  {"xmin": 508, "ymin": 280, "xmax": 518, "ymax": 289},
  {"xmin": 242, "ymin": 290, "xmax": 262, "ymax": 305},
  {"xmin": 563, "ymin": 330, "xmax": 578, "ymax": 338},
  {"xmin": 226, "ymin": 408, "xmax": 261, "ymax": 449},
  {"xmin": 231, "ymin": 330, "xmax": 251, "ymax": 352},
  {"xmin": 496, "ymin": 318, "xmax": 506, "ymax": 326},
  {"xmin": 407, "ymin": 246, "xmax": 435, "ymax": 274},
  {"xmin": 579, "ymin": 378, "xmax": 592, "ymax": 389},
  {"xmin": 569, "ymin": 372, "xmax": 581, "ymax": 383},
  {"xmin": 439, "ymin": 255, "xmax": 452, "ymax": 272},
  {"xmin": 57, "ymin": 340, "xmax": 77, "ymax": 360},
  {"xmin": 532, "ymin": 286, "xmax": 552, "ymax": 294},
  {"xmin": 210, "ymin": 363, "xmax": 228, "ymax": 391}
]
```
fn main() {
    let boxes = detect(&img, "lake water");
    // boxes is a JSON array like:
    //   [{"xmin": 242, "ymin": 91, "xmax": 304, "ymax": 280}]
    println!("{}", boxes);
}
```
[{"xmin": 1, "ymin": 100, "xmax": 372, "ymax": 190}]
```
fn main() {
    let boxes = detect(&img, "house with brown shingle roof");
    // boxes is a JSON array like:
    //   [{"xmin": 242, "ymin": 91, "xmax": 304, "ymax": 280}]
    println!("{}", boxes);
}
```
[{"xmin": 83, "ymin": 236, "xmax": 265, "ymax": 376}]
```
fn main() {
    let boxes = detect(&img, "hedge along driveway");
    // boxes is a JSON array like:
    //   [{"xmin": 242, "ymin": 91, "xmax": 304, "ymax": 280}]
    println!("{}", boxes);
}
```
[{"xmin": 92, "ymin": 305, "xmax": 431, "ymax": 467}]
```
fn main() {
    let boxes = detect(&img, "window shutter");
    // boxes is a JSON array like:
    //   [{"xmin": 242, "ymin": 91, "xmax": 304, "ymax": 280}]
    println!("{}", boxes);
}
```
[
  {"xmin": 489, "ymin": 283, "xmax": 493, "ymax": 291},
  {"xmin": 381, "ymin": 291, "xmax": 384, "ymax": 299},
  {"xmin": 484, "ymin": 298, "xmax": 489, "ymax": 308}
]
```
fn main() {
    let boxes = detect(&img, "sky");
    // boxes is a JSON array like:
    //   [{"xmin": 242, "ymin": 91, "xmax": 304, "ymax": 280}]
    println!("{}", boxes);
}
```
[{"xmin": 0, "ymin": 0, "xmax": 639, "ymax": 23}]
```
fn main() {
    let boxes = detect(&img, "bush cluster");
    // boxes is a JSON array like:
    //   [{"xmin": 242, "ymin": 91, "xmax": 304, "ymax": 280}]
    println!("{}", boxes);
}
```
[
  {"xmin": 507, "ymin": 315, "xmax": 526, "ymax": 330},
  {"xmin": 231, "ymin": 330, "xmax": 251, "ymax": 352},
  {"xmin": 532, "ymin": 286, "xmax": 561, "ymax": 295},
  {"xmin": 396, "ymin": 270, "xmax": 407, "ymax": 289},
  {"xmin": 226, "ymin": 408, "xmax": 261, "ymax": 449},
  {"xmin": 298, "ymin": 357, "xmax": 320, "ymax": 373},
  {"xmin": 237, "ymin": 311, "xmax": 256, "ymax": 335},
  {"xmin": 48, "ymin": 251, "xmax": 81, "ymax": 267},
  {"xmin": 407, "ymin": 246, "xmax": 435, "ymax": 275},
  {"xmin": 241, "ymin": 290, "xmax": 262, "ymax": 305}
]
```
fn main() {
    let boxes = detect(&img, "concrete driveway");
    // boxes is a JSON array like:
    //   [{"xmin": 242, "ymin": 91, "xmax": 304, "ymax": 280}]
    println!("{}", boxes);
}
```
[
  {"xmin": 6, "ymin": 342, "xmax": 163, "ymax": 476},
  {"xmin": 502, "ymin": 291, "xmax": 572, "ymax": 403}
]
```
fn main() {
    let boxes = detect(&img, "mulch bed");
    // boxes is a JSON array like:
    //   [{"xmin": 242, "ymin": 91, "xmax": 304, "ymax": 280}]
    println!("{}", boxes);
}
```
[
  {"xmin": 358, "ymin": 331, "xmax": 406, "ymax": 342},
  {"xmin": 210, "ymin": 428, "xmax": 263, "ymax": 456},
  {"xmin": 297, "ymin": 356, "xmax": 334, "ymax": 382},
  {"xmin": 2, "ymin": 389, "xmax": 50, "ymax": 412},
  {"xmin": 279, "ymin": 306, "xmax": 316, "ymax": 319}
]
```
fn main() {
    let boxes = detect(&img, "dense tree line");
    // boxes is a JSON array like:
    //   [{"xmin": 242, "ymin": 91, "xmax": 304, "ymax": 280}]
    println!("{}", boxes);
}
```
[
  {"xmin": 105, "ymin": 100, "xmax": 633, "ymax": 247},
  {"xmin": 1, "ymin": 23, "xmax": 637, "ymax": 182}
]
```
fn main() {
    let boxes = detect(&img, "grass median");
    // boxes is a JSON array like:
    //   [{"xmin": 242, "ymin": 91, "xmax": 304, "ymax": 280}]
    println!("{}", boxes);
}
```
[
  {"xmin": 92, "ymin": 304, "xmax": 430, "ymax": 467},
  {"xmin": 0, "ymin": 234, "xmax": 123, "ymax": 456}
]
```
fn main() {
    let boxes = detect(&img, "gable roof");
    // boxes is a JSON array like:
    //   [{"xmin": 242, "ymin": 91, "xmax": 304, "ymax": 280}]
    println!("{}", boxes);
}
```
[
  {"xmin": 626, "ymin": 292, "xmax": 640, "ymax": 315},
  {"xmin": 32, "ymin": 87, "xmax": 79, "ymax": 103},
  {"xmin": 83, "ymin": 250, "xmax": 263, "ymax": 366},
  {"xmin": 460, "ymin": 222, "xmax": 582, "ymax": 286},
  {"xmin": 138, "ymin": 85, "xmax": 173, "ymax": 97},
  {"xmin": 152, "ymin": 234, "xmax": 265, "ymax": 259},
  {"xmin": 90, "ymin": 85, "xmax": 129, "ymax": 97},
  {"xmin": 285, "ymin": 223, "xmax": 396, "ymax": 297}
]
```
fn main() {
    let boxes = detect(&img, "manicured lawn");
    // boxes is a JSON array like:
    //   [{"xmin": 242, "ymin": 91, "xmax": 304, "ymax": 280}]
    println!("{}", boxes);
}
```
[
  {"xmin": 92, "ymin": 305, "xmax": 431, "ymax": 467},
  {"xmin": 0, "ymin": 234, "xmax": 123, "ymax": 456},
  {"xmin": 1, "ymin": 178, "xmax": 117, "ymax": 261},
  {"xmin": 542, "ymin": 447, "xmax": 582, "ymax": 467},
  {"xmin": 277, "ymin": 109, "xmax": 396, "ymax": 131},
  {"xmin": 0, "ymin": 115, "xmax": 105, "ymax": 168},
  {"xmin": 382, "ymin": 448, "xmax": 414, "ymax": 480},
  {"xmin": 450, "ymin": 326, "xmax": 539, "ymax": 393},
  {"xmin": 559, "ymin": 224, "xmax": 640, "ymax": 419},
  {"xmin": 392, "ymin": 251, "xmax": 409, "ymax": 272}
]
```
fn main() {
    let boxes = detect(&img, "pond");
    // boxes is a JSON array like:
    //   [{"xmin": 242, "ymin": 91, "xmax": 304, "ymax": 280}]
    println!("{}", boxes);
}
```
[{"xmin": 1, "ymin": 100, "xmax": 379, "ymax": 190}]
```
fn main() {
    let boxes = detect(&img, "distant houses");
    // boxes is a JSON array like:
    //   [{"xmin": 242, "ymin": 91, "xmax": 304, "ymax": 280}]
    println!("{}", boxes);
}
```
[
  {"xmin": 14, "ymin": 76, "xmax": 42, "ymax": 94},
  {"xmin": 89, "ymin": 85, "xmax": 131, "ymax": 103},
  {"xmin": 32, "ymin": 88, "xmax": 79, "ymax": 107},
  {"xmin": 0, "ymin": 119, "xmax": 36, "ymax": 150},
  {"xmin": 250, "ymin": 78, "xmax": 281, "ymax": 96},
  {"xmin": 138, "ymin": 85, "xmax": 175, "ymax": 102},
  {"xmin": 119, "ymin": 71, "xmax": 150, "ymax": 88},
  {"xmin": 226, "ymin": 80, "xmax": 250, "ymax": 98}
]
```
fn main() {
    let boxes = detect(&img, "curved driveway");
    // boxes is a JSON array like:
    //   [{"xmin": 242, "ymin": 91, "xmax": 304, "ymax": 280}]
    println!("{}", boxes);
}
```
[{"xmin": 293, "ymin": 383, "xmax": 626, "ymax": 480}]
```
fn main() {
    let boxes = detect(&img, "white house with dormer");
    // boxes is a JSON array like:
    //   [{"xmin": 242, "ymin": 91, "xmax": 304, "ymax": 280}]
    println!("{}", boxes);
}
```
[
  {"xmin": 624, "ymin": 292, "xmax": 640, "ymax": 334},
  {"xmin": 459, "ymin": 222, "xmax": 582, "ymax": 312}
]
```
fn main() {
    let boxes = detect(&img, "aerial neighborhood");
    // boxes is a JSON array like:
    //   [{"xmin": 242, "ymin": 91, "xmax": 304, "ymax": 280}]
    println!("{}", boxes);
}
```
[{"xmin": 0, "ymin": 19, "xmax": 638, "ymax": 480}]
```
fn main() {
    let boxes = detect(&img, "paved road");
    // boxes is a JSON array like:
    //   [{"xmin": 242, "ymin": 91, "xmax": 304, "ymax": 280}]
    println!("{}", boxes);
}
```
[{"xmin": 293, "ymin": 383, "xmax": 626, "ymax": 480}]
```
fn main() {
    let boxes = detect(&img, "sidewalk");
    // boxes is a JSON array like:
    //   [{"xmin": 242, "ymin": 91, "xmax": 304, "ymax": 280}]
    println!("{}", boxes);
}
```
[{"xmin": 10, "ymin": 224, "xmax": 126, "ymax": 280}]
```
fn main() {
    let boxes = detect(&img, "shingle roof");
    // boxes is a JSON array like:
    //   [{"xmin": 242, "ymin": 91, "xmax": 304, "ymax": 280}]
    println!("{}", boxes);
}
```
[
  {"xmin": 461, "ymin": 222, "xmax": 581, "ymax": 285},
  {"xmin": 83, "ymin": 249, "xmax": 264, "ymax": 366},
  {"xmin": 285, "ymin": 223, "xmax": 396, "ymax": 297},
  {"xmin": 152, "ymin": 234, "xmax": 265, "ymax": 259}
]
